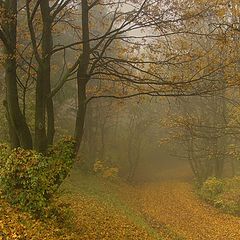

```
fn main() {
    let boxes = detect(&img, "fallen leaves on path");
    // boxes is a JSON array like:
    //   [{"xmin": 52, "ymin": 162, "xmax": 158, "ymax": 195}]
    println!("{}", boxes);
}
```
[
  {"xmin": 137, "ymin": 181, "xmax": 240, "ymax": 240},
  {"xmin": 61, "ymin": 193, "xmax": 155, "ymax": 240}
]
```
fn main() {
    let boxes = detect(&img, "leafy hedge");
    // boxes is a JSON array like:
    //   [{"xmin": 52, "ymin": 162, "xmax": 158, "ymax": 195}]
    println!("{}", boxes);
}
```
[
  {"xmin": 0, "ymin": 137, "xmax": 75, "ymax": 217},
  {"xmin": 199, "ymin": 177, "xmax": 240, "ymax": 215}
]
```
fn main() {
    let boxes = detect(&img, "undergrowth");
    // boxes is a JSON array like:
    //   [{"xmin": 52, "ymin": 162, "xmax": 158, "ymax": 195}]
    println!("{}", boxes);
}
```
[{"xmin": 198, "ymin": 176, "xmax": 240, "ymax": 215}]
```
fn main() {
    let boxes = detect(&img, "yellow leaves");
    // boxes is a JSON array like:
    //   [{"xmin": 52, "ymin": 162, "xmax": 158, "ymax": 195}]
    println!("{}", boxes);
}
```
[
  {"xmin": 102, "ymin": 167, "xmax": 119, "ymax": 178},
  {"xmin": 93, "ymin": 160, "xmax": 119, "ymax": 179},
  {"xmin": 93, "ymin": 160, "xmax": 104, "ymax": 172},
  {"xmin": 216, "ymin": 7, "xmax": 227, "ymax": 18},
  {"xmin": 0, "ymin": 185, "xmax": 77, "ymax": 239},
  {"xmin": 58, "ymin": 170, "xmax": 159, "ymax": 240},
  {"xmin": 227, "ymin": 144, "xmax": 240, "ymax": 157},
  {"xmin": 0, "ymin": 5, "xmax": 16, "ymax": 26},
  {"xmin": 61, "ymin": 192, "xmax": 154, "ymax": 240},
  {"xmin": 137, "ymin": 179, "xmax": 240, "ymax": 240}
]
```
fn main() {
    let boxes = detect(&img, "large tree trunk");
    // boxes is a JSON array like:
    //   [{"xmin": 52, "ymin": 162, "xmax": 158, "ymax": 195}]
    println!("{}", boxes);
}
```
[
  {"xmin": 3, "ymin": 0, "xmax": 32, "ymax": 149},
  {"xmin": 34, "ymin": 0, "xmax": 54, "ymax": 152},
  {"xmin": 3, "ymin": 100, "xmax": 20, "ymax": 148},
  {"xmin": 34, "ymin": 64, "xmax": 54, "ymax": 152}
]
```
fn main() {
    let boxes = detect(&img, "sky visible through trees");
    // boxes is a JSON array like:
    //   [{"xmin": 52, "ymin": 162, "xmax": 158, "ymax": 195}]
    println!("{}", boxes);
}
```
[{"xmin": 1, "ymin": 1, "xmax": 240, "ymax": 239}]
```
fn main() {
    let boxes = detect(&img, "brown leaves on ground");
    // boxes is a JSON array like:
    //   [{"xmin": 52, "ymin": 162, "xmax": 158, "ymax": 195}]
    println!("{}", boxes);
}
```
[
  {"xmin": 1, "ymin": 173, "xmax": 155, "ymax": 240},
  {"xmin": 136, "ymin": 181, "xmax": 240, "ymax": 240},
  {"xmin": 61, "ymin": 193, "xmax": 154, "ymax": 240},
  {"xmin": 0, "ymin": 197, "xmax": 76, "ymax": 240},
  {"xmin": 4, "ymin": 166, "xmax": 240, "ymax": 240}
]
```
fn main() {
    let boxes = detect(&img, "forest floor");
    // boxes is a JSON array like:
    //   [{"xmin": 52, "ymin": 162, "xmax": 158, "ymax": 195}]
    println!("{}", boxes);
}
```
[
  {"xmin": 61, "ymin": 167, "xmax": 240, "ymax": 240},
  {"xmin": 59, "ymin": 169, "xmax": 160, "ymax": 240},
  {"xmin": 2, "ymin": 166, "xmax": 240, "ymax": 239},
  {"xmin": 135, "ymin": 168, "xmax": 240, "ymax": 240},
  {"xmin": 137, "ymin": 181, "xmax": 240, "ymax": 240}
]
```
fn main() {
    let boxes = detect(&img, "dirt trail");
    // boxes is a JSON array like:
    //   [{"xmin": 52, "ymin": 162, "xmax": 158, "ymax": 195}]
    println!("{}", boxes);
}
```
[{"xmin": 136, "ymin": 169, "xmax": 240, "ymax": 240}]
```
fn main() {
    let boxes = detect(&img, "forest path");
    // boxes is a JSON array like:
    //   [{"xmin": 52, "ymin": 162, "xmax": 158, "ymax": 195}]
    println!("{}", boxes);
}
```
[{"xmin": 136, "ymin": 172, "xmax": 240, "ymax": 240}]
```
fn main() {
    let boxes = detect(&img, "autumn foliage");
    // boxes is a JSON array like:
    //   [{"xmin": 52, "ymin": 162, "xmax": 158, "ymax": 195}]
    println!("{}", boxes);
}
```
[{"xmin": 0, "ymin": 138, "xmax": 75, "ymax": 216}]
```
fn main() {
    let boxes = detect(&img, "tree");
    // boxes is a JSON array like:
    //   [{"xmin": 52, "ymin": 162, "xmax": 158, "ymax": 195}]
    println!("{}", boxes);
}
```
[
  {"xmin": 0, "ymin": 0, "xmax": 32, "ymax": 149},
  {"xmin": 1, "ymin": 0, "xmax": 239, "ymax": 159}
]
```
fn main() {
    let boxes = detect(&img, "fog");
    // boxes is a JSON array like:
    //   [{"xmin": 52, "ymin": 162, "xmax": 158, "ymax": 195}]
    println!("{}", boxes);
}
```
[{"xmin": 1, "ymin": 0, "xmax": 240, "ymax": 239}]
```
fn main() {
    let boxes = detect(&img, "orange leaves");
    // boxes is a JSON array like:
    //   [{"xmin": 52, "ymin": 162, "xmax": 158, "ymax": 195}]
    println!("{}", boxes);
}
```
[
  {"xmin": 216, "ymin": 7, "xmax": 227, "ymax": 18},
  {"xmin": 57, "ymin": 170, "xmax": 159, "ymax": 240},
  {"xmin": 93, "ymin": 160, "xmax": 119, "ymax": 179},
  {"xmin": 0, "ymin": 197, "xmax": 76, "ymax": 240},
  {"xmin": 60, "ymin": 190, "xmax": 154, "ymax": 240},
  {"xmin": 137, "ymin": 180, "xmax": 240, "ymax": 240}
]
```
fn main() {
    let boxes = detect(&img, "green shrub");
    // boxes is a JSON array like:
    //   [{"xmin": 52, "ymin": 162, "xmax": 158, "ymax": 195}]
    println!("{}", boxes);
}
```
[
  {"xmin": 48, "ymin": 136, "xmax": 75, "ymax": 188},
  {"xmin": 199, "ymin": 177, "xmax": 240, "ymax": 215},
  {"xmin": 1, "ymin": 148, "xmax": 50, "ymax": 215},
  {"xmin": 0, "ymin": 137, "xmax": 75, "ymax": 217},
  {"xmin": 93, "ymin": 160, "xmax": 119, "ymax": 180},
  {"xmin": 224, "ymin": 176, "xmax": 240, "ymax": 191},
  {"xmin": 217, "ymin": 191, "xmax": 240, "ymax": 215},
  {"xmin": 217, "ymin": 177, "xmax": 240, "ymax": 215},
  {"xmin": 0, "ymin": 143, "xmax": 11, "ymax": 169},
  {"xmin": 199, "ymin": 177, "xmax": 224, "ymax": 201}
]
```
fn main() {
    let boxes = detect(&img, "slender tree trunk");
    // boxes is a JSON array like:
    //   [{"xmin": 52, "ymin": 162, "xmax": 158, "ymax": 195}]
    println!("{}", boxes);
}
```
[
  {"xmin": 127, "ymin": 127, "xmax": 134, "ymax": 182},
  {"xmin": 74, "ymin": 0, "xmax": 90, "ymax": 154},
  {"xmin": 74, "ymin": 77, "xmax": 87, "ymax": 154},
  {"xmin": 99, "ymin": 107, "xmax": 107, "ymax": 160},
  {"xmin": 86, "ymin": 105, "xmax": 98, "ymax": 170},
  {"xmin": 35, "ymin": 65, "xmax": 48, "ymax": 152},
  {"xmin": 47, "ymin": 95, "xmax": 55, "ymax": 146}
]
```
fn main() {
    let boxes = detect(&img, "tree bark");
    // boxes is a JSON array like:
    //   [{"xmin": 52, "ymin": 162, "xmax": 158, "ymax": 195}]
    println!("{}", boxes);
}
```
[
  {"xmin": 74, "ymin": 78, "xmax": 87, "ymax": 154},
  {"xmin": 47, "ymin": 95, "xmax": 55, "ymax": 146},
  {"xmin": 35, "ymin": 65, "xmax": 48, "ymax": 152},
  {"xmin": 74, "ymin": 0, "xmax": 90, "ymax": 154},
  {"xmin": 3, "ymin": 100, "xmax": 20, "ymax": 148},
  {"xmin": 34, "ymin": 0, "xmax": 54, "ymax": 152},
  {"xmin": 3, "ymin": 0, "xmax": 32, "ymax": 149}
]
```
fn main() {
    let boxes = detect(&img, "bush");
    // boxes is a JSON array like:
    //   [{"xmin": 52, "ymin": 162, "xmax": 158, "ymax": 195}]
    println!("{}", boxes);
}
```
[
  {"xmin": 93, "ymin": 160, "xmax": 119, "ymax": 180},
  {"xmin": 199, "ymin": 177, "xmax": 224, "ymax": 202},
  {"xmin": 217, "ymin": 191, "xmax": 240, "ymax": 215},
  {"xmin": 1, "ymin": 148, "xmax": 50, "ymax": 215},
  {"xmin": 48, "ymin": 136, "xmax": 75, "ymax": 188},
  {"xmin": 0, "ymin": 143, "xmax": 11, "ymax": 168},
  {"xmin": 0, "ymin": 137, "xmax": 75, "ymax": 217},
  {"xmin": 199, "ymin": 177, "xmax": 240, "ymax": 215}
]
